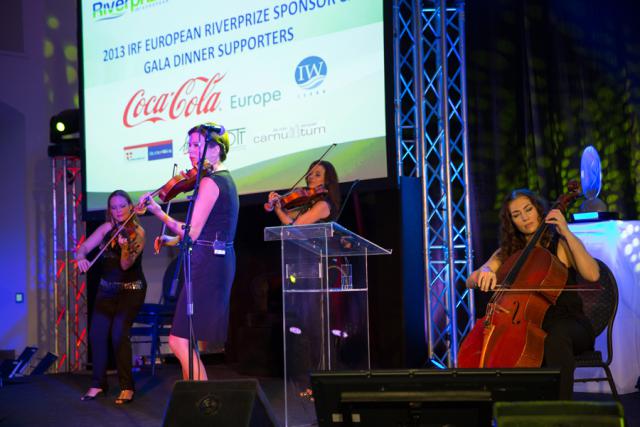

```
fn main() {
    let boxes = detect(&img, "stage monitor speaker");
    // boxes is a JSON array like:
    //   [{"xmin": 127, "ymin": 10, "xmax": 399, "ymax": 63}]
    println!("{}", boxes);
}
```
[
  {"xmin": 162, "ymin": 379, "xmax": 279, "ymax": 427},
  {"xmin": 30, "ymin": 352, "xmax": 58, "ymax": 375},
  {"xmin": 0, "ymin": 347, "xmax": 38, "ymax": 379},
  {"xmin": 311, "ymin": 369, "xmax": 561, "ymax": 427},
  {"xmin": 493, "ymin": 401, "xmax": 625, "ymax": 427}
]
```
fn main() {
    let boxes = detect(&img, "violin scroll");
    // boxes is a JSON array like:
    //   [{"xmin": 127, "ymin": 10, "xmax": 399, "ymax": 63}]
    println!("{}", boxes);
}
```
[
  {"xmin": 553, "ymin": 179, "xmax": 581, "ymax": 213},
  {"xmin": 264, "ymin": 192, "xmax": 281, "ymax": 212}
]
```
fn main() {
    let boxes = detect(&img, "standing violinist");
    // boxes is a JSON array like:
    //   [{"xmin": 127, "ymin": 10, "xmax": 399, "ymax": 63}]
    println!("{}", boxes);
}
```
[
  {"xmin": 266, "ymin": 160, "xmax": 342, "ymax": 398},
  {"xmin": 267, "ymin": 160, "xmax": 341, "ymax": 225},
  {"xmin": 466, "ymin": 188, "xmax": 600, "ymax": 399},
  {"xmin": 76, "ymin": 190, "xmax": 146, "ymax": 404},
  {"xmin": 139, "ymin": 122, "xmax": 238, "ymax": 381}
]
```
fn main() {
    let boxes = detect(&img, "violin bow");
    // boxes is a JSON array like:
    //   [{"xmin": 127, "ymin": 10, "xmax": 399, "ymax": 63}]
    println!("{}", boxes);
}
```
[
  {"xmin": 153, "ymin": 164, "xmax": 178, "ymax": 254},
  {"xmin": 491, "ymin": 284, "xmax": 604, "ymax": 292}
]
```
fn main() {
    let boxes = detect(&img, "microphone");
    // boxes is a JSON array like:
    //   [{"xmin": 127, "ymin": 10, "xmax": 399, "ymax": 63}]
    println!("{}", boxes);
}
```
[
  {"xmin": 199, "ymin": 123, "xmax": 225, "ymax": 135},
  {"xmin": 335, "ymin": 179, "xmax": 360, "ymax": 222}
]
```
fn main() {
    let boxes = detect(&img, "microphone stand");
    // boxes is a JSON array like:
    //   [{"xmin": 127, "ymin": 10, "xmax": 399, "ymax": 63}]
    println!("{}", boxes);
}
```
[
  {"xmin": 335, "ymin": 179, "xmax": 360, "ymax": 223},
  {"xmin": 175, "ymin": 134, "xmax": 214, "ymax": 380},
  {"xmin": 164, "ymin": 164, "xmax": 179, "ymax": 297}
]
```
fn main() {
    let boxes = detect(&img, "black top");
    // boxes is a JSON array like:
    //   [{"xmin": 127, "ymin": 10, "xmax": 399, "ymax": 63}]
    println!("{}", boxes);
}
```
[
  {"xmin": 100, "ymin": 224, "xmax": 146, "ymax": 283},
  {"xmin": 542, "ymin": 234, "xmax": 595, "ymax": 340},
  {"xmin": 199, "ymin": 169, "xmax": 239, "ymax": 243},
  {"xmin": 170, "ymin": 169, "xmax": 238, "ymax": 343},
  {"xmin": 296, "ymin": 194, "xmax": 337, "ymax": 223}
]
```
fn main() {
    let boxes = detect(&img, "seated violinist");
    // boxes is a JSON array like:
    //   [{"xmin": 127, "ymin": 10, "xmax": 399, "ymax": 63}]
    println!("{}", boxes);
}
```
[
  {"xmin": 466, "ymin": 188, "xmax": 600, "ymax": 400},
  {"xmin": 267, "ymin": 160, "xmax": 341, "ymax": 225}
]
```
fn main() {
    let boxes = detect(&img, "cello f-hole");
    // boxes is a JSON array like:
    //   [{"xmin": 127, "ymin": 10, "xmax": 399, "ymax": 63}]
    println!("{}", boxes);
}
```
[{"xmin": 511, "ymin": 300, "xmax": 521, "ymax": 324}]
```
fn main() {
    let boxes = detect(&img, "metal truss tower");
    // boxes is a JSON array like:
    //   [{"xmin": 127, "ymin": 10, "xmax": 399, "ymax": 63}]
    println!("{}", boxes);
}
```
[
  {"xmin": 51, "ymin": 156, "xmax": 87, "ymax": 372},
  {"xmin": 393, "ymin": 0, "xmax": 474, "ymax": 367}
]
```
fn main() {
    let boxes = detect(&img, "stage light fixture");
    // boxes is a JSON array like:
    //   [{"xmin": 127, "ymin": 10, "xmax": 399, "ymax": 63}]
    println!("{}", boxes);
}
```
[
  {"xmin": 48, "ymin": 109, "xmax": 81, "ymax": 158},
  {"xmin": 49, "ymin": 108, "xmax": 79, "ymax": 143}
]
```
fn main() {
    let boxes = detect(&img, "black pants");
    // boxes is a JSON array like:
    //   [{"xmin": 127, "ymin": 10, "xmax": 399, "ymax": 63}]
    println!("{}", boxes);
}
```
[
  {"xmin": 90, "ymin": 287, "xmax": 146, "ymax": 391},
  {"xmin": 543, "ymin": 318, "xmax": 593, "ymax": 400}
]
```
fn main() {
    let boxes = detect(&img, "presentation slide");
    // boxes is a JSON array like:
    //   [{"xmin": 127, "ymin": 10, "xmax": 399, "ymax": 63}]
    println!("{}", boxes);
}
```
[{"xmin": 80, "ymin": 0, "xmax": 388, "ymax": 213}]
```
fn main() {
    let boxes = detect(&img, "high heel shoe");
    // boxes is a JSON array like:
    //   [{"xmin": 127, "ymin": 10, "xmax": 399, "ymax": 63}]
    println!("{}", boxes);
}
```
[
  {"xmin": 80, "ymin": 388, "xmax": 105, "ymax": 401},
  {"xmin": 115, "ymin": 390, "xmax": 134, "ymax": 405}
]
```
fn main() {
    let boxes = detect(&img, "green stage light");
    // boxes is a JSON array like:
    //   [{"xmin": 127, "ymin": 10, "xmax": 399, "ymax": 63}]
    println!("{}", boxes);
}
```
[
  {"xmin": 48, "ymin": 109, "xmax": 81, "ymax": 158},
  {"xmin": 49, "ymin": 108, "xmax": 79, "ymax": 143}
]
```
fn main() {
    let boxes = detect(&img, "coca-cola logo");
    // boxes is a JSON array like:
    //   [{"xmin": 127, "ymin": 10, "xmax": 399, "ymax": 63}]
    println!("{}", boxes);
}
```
[{"xmin": 123, "ymin": 74, "xmax": 225, "ymax": 128}]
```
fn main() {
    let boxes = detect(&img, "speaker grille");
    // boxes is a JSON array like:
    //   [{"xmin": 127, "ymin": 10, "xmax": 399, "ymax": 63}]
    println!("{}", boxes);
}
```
[{"xmin": 162, "ymin": 379, "xmax": 278, "ymax": 427}]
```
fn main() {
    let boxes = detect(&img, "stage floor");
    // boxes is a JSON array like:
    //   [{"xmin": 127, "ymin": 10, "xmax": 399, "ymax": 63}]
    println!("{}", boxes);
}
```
[{"xmin": 0, "ymin": 362, "xmax": 637, "ymax": 427}]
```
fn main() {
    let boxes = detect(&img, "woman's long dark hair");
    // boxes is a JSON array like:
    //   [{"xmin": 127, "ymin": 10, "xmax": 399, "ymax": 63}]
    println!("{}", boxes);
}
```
[
  {"xmin": 497, "ymin": 188, "xmax": 552, "ymax": 261},
  {"xmin": 306, "ymin": 160, "xmax": 341, "ymax": 217},
  {"xmin": 105, "ymin": 189, "xmax": 139, "ymax": 227}
]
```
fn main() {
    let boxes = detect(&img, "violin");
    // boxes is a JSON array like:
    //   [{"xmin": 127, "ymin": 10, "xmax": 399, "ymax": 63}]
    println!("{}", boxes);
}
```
[
  {"xmin": 263, "ymin": 143, "xmax": 336, "ymax": 213},
  {"xmin": 81, "ymin": 164, "xmax": 211, "ymax": 269},
  {"xmin": 151, "ymin": 162, "xmax": 211, "ymax": 204},
  {"xmin": 264, "ymin": 185, "xmax": 328, "ymax": 212},
  {"xmin": 110, "ymin": 220, "xmax": 138, "ymax": 247},
  {"xmin": 133, "ymin": 164, "xmax": 208, "ymax": 216},
  {"xmin": 81, "ymin": 208, "xmax": 143, "ymax": 271},
  {"xmin": 457, "ymin": 182, "xmax": 581, "ymax": 368},
  {"xmin": 144, "ymin": 165, "xmax": 206, "ymax": 254}
]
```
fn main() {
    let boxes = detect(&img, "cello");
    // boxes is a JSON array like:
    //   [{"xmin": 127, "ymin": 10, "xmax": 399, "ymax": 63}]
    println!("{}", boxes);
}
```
[{"xmin": 457, "ymin": 184, "xmax": 581, "ymax": 368}]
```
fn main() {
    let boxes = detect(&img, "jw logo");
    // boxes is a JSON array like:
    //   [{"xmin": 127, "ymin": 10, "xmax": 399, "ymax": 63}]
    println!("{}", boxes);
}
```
[{"xmin": 294, "ymin": 56, "xmax": 327, "ymax": 90}]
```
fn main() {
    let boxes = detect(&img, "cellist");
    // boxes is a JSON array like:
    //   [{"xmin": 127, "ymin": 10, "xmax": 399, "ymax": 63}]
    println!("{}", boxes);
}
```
[{"xmin": 466, "ymin": 188, "xmax": 600, "ymax": 400}]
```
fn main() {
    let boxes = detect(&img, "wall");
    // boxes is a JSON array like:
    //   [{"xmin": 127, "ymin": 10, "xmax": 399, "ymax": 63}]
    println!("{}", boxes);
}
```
[
  {"xmin": 0, "ymin": 0, "xmax": 78, "ymax": 357},
  {"xmin": 0, "ymin": 0, "xmax": 44, "ymax": 354}
]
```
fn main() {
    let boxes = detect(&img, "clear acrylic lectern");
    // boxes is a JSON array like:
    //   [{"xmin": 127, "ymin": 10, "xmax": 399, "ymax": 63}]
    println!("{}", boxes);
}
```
[{"xmin": 264, "ymin": 222, "xmax": 391, "ymax": 427}]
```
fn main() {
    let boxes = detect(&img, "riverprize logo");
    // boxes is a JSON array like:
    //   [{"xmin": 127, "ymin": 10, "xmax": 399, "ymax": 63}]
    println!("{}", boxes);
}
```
[
  {"xmin": 295, "ymin": 56, "xmax": 327, "ymax": 90},
  {"xmin": 91, "ymin": 0, "xmax": 166, "ymax": 21}
]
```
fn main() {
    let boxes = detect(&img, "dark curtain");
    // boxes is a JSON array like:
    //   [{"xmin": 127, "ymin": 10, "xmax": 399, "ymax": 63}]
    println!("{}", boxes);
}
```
[{"xmin": 465, "ymin": 0, "xmax": 640, "ymax": 266}]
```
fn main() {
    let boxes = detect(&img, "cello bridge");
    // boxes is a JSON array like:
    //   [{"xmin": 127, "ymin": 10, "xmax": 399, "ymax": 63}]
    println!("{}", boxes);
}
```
[{"xmin": 488, "ymin": 302, "xmax": 510, "ymax": 314}]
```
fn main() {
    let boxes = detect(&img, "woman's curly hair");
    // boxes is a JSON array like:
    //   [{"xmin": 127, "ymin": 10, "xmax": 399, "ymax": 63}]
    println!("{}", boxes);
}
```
[{"xmin": 497, "ymin": 188, "xmax": 553, "ymax": 261}]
